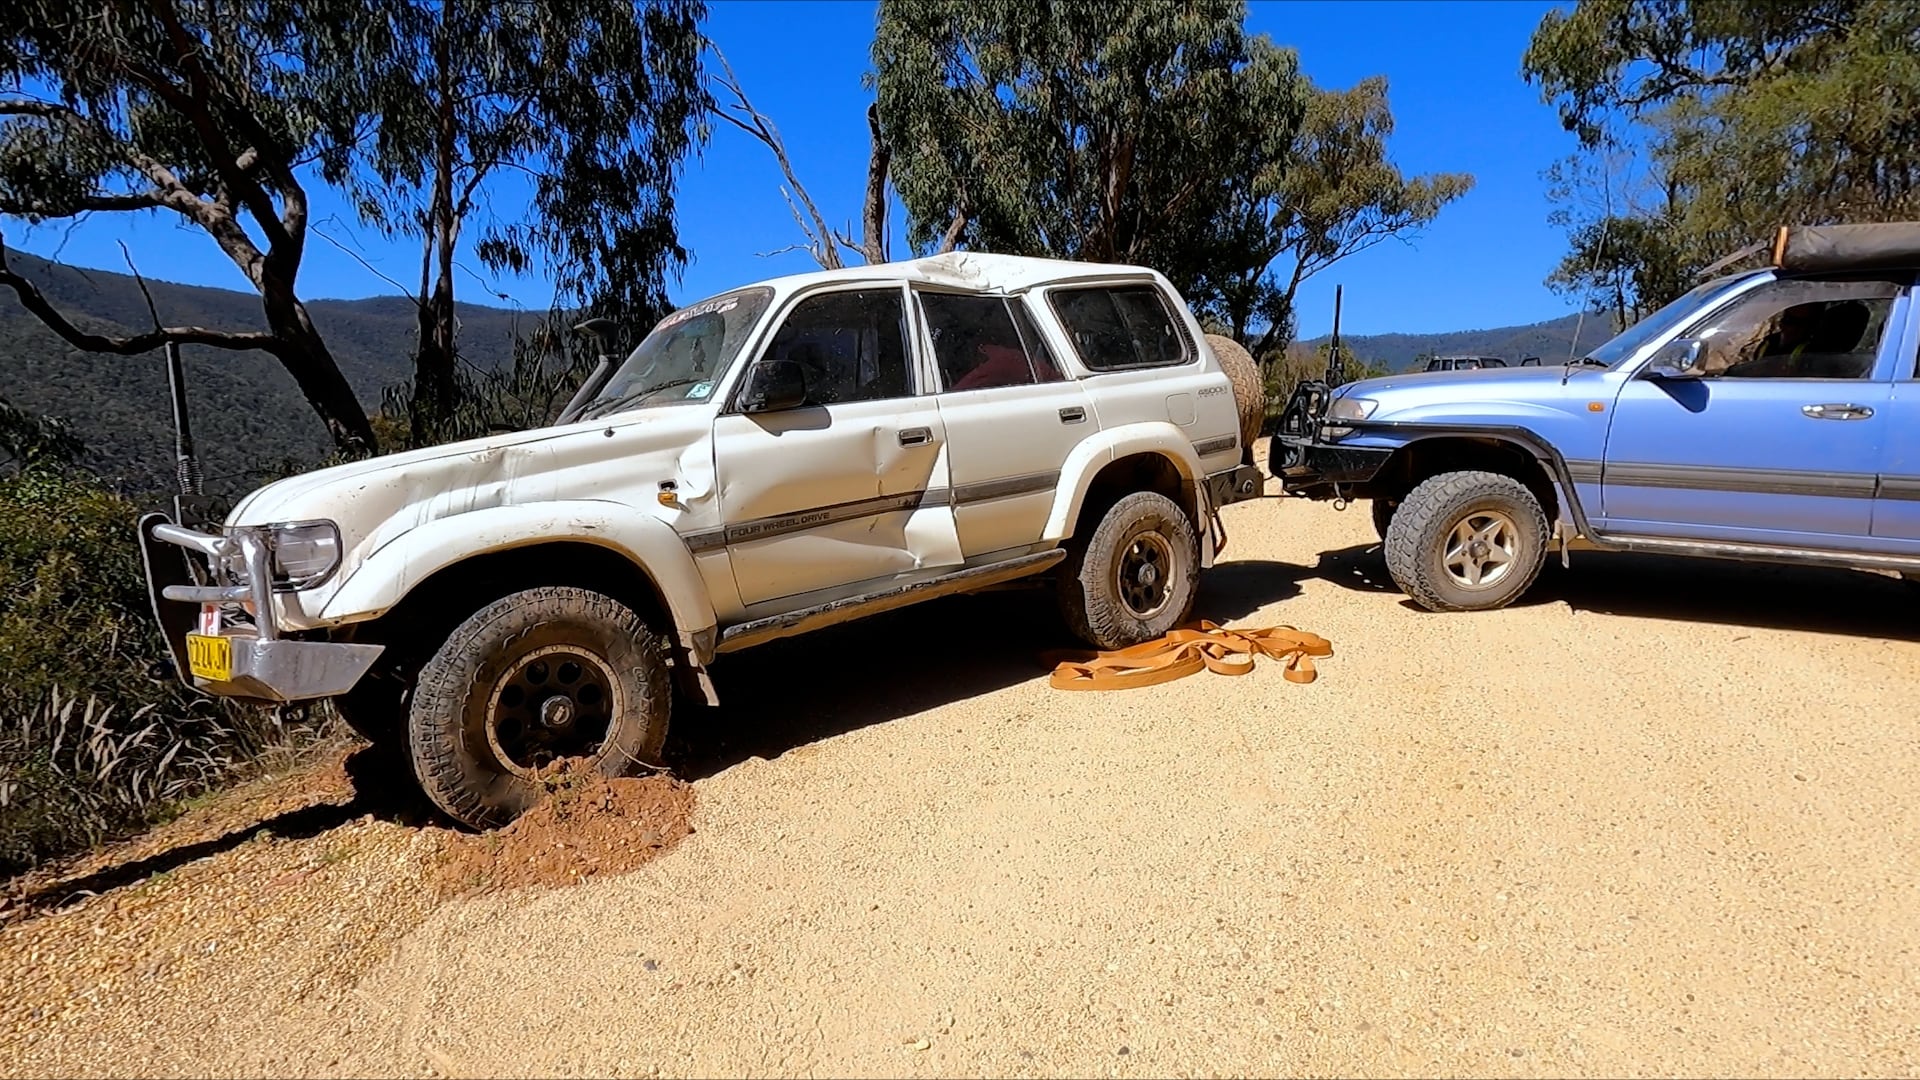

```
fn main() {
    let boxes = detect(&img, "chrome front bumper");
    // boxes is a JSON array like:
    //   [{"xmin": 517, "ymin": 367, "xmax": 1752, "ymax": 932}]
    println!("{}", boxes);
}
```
[{"xmin": 138, "ymin": 512, "xmax": 382, "ymax": 703}]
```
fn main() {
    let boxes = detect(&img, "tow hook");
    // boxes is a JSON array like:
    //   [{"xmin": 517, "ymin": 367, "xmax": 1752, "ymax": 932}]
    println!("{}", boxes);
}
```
[{"xmin": 1331, "ymin": 483, "xmax": 1349, "ymax": 512}]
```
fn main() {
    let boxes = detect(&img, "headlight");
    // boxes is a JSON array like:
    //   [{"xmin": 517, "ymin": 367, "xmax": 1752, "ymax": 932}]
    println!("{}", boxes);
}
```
[
  {"xmin": 1327, "ymin": 397, "xmax": 1378, "ymax": 422},
  {"xmin": 225, "ymin": 520, "xmax": 342, "ymax": 591}
]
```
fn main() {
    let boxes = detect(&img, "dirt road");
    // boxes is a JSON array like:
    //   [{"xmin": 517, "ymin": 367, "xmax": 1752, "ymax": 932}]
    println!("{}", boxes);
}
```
[{"xmin": 6, "ymin": 486, "xmax": 1919, "ymax": 1078}]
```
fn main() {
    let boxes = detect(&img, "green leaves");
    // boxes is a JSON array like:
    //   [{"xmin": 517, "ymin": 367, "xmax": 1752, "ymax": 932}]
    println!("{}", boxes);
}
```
[
  {"xmin": 1525, "ymin": 0, "xmax": 1920, "ymax": 308},
  {"xmin": 873, "ymin": 0, "xmax": 1469, "ymax": 358}
]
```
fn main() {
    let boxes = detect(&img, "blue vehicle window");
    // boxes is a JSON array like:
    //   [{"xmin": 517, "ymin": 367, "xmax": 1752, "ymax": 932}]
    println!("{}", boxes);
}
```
[
  {"xmin": 1679, "ymin": 278, "xmax": 1900, "ymax": 380},
  {"xmin": 1583, "ymin": 273, "xmax": 1750, "ymax": 369}
]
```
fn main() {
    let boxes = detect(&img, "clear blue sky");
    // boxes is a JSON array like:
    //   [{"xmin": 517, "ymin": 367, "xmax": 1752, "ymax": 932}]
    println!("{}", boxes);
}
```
[{"xmin": 5, "ymin": 0, "xmax": 1582, "ymax": 339}]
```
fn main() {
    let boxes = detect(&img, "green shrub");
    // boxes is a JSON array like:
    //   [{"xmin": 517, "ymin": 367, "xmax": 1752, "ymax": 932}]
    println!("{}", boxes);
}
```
[{"xmin": 0, "ymin": 468, "xmax": 324, "ymax": 876}]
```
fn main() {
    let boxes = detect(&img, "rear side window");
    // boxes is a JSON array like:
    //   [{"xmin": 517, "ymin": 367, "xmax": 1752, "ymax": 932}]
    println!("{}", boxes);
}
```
[
  {"xmin": 1009, "ymin": 298, "xmax": 1066, "ymax": 382},
  {"xmin": 1050, "ymin": 285, "xmax": 1191, "ymax": 371},
  {"xmin": 921, "ymin": 293, "xmax": 1038, "ymax": 392}
]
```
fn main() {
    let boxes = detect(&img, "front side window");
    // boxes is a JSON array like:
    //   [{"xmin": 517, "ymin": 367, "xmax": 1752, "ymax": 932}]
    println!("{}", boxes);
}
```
[
  {"xmin": 1677, "ymin": 278, "xmax": 1900, "ymax": 380},
  {"xmin": 758, "ymin": 288, "xmax": 912, "ymax": 405},
  {"xmin": 921, "ymin": 292, "xmax": 1039, "ymax": 392},
  {"xmin": 582, "ymin": 287, "xmax": 774, "ymax": 418},
  {"xmin": 1050, "ymin": 284, "xmax": 1191, "ymax": 371}
]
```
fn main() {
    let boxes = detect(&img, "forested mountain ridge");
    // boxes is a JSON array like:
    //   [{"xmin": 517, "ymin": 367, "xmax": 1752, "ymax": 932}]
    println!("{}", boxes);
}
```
[{"xmin": 0, "ymin": 250, "xmax": 525, "ymax": 496}]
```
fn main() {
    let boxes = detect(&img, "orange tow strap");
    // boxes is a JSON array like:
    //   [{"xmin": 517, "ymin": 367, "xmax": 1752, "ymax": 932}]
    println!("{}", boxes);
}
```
[{"xmin": 1047, "ymin": 621, "xmax": 1333, "ymax": 691}]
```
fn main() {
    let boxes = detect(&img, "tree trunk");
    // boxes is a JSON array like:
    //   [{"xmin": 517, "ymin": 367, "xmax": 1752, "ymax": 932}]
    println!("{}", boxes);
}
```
[
  {"xmin": 259, "ymin": 271, "xmax": 376, "ymax": 453},
  {"xmin": 410, "ymin": 32, "xmax": 461, "ymax": 448}
]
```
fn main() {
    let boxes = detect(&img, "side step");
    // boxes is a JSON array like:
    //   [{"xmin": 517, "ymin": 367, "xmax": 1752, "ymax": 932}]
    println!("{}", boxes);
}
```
[
  {"xmin": 1587, "ymin": 531, "xmax": 1920, "ymax": 573},
  {"xmin": 716, "ymin": 548, "xmax": 1068, "ymax": 654}
]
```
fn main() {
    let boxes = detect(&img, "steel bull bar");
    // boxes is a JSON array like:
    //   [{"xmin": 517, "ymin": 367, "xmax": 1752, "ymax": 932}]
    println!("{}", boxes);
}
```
[{"xmin": 138, "ymin": 513, "xmax": 382, "ymax": 704}]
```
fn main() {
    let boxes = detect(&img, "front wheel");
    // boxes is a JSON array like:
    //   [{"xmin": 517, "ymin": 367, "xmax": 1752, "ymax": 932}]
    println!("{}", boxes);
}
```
[
  {"xmin": 1384, "ymin": 471, "xmax": 1547, "ymax": 612},
  {"xmin": 407, "ymin": 586, "xmax": 670, "ymax": 830},
  {"xmin": 1058, "ymin": 490, "xmax": 1200, "ymax": 650}
]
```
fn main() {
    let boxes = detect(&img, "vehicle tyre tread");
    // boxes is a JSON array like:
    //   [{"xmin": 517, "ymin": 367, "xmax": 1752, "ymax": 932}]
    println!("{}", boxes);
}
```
[
  {"xmin": 1057, "ymin": 490, "xmax": 1200, "ymax": 650},
  {"xmin": 1384, "ymin": 470, "xmax": 1547, "ymax": 613},
  {"xmin": 408, "ymin": 586, "xmax": 669, "ymax": 830}
]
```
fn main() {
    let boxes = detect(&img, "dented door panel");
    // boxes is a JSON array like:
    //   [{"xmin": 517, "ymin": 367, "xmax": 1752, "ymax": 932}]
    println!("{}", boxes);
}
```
[{"xmin": 711, "ymin": 397, "xmax": 962, "ymax": 612}]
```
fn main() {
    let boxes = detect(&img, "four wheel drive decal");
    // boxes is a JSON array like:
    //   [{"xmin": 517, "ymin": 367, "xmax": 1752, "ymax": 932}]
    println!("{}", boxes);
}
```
[
  {"xmin": 1193, "ymin": 435, "xmax": 1238, "ymax": 457},
  {"xmin": 681, "ymin": 470, "xmax": 1066, "ymax": 553}
]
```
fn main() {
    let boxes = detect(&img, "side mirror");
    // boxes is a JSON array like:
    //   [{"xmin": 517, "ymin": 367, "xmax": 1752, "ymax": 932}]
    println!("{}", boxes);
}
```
[
  {"xmin": 1643, "ymin": 337, "xmax": 1704, "ymax": 380},
  {"xmin": 739, "ymin": 359, "xmax": 808, "ymax": 413}
]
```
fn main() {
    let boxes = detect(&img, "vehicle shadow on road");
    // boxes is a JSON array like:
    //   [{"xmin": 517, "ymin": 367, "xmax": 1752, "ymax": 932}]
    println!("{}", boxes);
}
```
[
  {"xmin": 671, "ymin": 563, "xmax": 1306, "ymax": 781},
  {"xmin": 3, "ymin": 744, "xmax": 440, "ymax": 919},
  {"xmin": 1305, "ymin": 540, "xmax": 1920, "ymax": 641}
]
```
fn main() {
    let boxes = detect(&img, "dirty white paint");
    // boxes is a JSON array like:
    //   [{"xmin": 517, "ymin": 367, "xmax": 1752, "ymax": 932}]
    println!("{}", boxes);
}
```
[{"xmin": 226, "ymin": 252, "xmax": 1245, "ymax": 642}]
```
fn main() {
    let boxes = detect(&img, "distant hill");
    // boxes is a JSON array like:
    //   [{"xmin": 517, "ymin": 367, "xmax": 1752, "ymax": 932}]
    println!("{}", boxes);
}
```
[
  {"xmin": 1302, "ymin": 310, "xmax": 1624, "ymax": 373},
  {"xmin": 0, "ymin": 250, "xmax": 529, "ymax": 496}
]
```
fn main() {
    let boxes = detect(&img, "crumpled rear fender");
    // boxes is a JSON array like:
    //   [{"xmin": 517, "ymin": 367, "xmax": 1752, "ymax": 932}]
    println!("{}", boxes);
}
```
[{"xmin": 315, "ymin": 501, "xmax": 717, "ymax": 638}]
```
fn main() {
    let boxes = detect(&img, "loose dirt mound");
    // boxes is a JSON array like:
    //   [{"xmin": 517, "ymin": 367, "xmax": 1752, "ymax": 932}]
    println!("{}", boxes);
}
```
[{"xmin": 433, "ymin": 772, "xmax": 695, "ymax": 896}]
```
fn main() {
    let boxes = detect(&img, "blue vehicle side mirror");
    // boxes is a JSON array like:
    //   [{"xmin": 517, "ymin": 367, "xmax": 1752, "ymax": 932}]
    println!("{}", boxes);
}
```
[{"xmin": 1643, "ymin": 338, "xmax": 1704, "ymax": 380}]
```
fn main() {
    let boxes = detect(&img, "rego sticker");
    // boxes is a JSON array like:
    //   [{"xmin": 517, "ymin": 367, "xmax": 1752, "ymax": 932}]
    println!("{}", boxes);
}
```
[{"xmin": 686, "ymin": 382, "xmax": 712, "ymax": 398}]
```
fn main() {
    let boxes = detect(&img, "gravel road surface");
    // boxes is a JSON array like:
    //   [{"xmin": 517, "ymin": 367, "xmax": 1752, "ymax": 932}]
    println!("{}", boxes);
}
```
[{"xmin": 6, "ymin": 482, "xmax": 1918, "ymax": 1078}]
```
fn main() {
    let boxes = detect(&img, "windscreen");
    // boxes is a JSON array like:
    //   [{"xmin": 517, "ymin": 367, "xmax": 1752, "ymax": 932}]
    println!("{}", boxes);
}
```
[{"xmin": 581, "ymin": 287, "xmax": 774, "ymax": 418}]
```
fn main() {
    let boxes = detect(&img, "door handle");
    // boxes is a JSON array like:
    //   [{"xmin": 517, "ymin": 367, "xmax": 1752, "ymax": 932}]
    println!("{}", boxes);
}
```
[
  {"xmin": 1058, "ymin": 406, "xmax": 1087, "ymax": 424},
  {"xmin": 1802, "ymin": 403, "xmax": 1875, "ymax": 420},
  {"xmin": 898, "ymin": 426, "xmax": 932, "ymax": 446}
]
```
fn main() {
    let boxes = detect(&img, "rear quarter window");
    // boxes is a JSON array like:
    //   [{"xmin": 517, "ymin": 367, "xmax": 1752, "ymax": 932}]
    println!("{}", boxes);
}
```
[{"xmin": 1049, "ymin": 284, "xmax": 1193, "ymax": 371}]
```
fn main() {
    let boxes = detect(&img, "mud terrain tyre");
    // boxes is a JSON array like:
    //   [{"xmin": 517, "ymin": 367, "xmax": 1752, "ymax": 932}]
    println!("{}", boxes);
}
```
[
  {"xmin": 1058, "ymin": 490, "xmax": 1200, "ymax": 650},
  {"xmin": 1384, "ymin": 471, "xmax": 1547, "ymax": 613},
  {"xmin": 1204, "ymin": 333, "xmax": 1265, "ymax": 459},
  {"xmin": 408, "ymin": 586, "xmax": 670, "ymax": 830}
]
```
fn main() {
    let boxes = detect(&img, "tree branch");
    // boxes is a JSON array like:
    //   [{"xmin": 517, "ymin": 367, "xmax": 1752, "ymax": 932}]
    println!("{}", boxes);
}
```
[
  {"xmin": 934, "ymin": 204, "xmax": 968, "ymax": 254},
  {"xmin": 708, "ymin": 44, "xmax": 842, "ymax": 270},
  {"xmin": 118, "ymin": 241, "xmax": 163, "ymax": 331},
  {"xmin": 310, "ymin": 220, "xmax": 422, "ymax": 303},
  {"xmin": 0, "ymin": 238, "xmax": 280, "ymax": 356}
]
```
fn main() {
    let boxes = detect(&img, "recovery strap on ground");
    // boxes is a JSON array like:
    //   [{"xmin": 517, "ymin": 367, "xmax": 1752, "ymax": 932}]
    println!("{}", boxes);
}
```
[{"xmin": 1047, "ymin": 621, "xmax": 1333, "ymax": 691}]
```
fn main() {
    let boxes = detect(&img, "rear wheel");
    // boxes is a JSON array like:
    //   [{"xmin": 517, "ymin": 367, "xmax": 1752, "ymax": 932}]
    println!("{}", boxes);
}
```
[
  {"xmin": 407, "ymin": 586, "xmax": 670, "ymax": 830},
  {"xmin": 1384, "ymin": 471, "xmax": 1547, "ymax": 612},
  {"xmin": 1058, "ymin": 490, "xmax": 1200, "ymax": 650}
]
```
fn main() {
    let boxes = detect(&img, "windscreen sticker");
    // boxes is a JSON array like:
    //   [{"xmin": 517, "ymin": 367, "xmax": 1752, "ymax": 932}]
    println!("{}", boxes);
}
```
[
  {"xmin": 657, "ymin": 296, "xmax": 740, "ymax": 329},
  {"xmin": 686, "ymin": 382, "xmax": 712, "ymax": 398}
]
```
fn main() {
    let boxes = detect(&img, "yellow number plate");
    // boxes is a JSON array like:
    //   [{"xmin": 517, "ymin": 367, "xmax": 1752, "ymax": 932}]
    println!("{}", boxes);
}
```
[{"xmin": 186, "ymin": 634, "xmax": 233, "ymax": 682}]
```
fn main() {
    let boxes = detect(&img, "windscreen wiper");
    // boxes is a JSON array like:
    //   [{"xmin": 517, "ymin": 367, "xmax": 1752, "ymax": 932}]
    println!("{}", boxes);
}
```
[{"xmin": 579, "ymin": 376, "xmax": 704, "ymax": 420}]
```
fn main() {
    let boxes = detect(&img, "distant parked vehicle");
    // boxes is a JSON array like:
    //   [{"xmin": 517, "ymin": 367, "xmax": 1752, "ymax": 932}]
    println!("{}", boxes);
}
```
[
  {"xmin": 1423, "ymin": 355, "xmax": 1508, "ymax": 372},
  {"xmin": 1271, "ymin": 221, "xmax": 1920, "ymax": 612}
]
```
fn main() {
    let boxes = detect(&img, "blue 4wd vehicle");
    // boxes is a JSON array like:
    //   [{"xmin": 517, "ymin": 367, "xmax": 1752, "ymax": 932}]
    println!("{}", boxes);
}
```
[{"xmin": 1271, "ymin": 222, "xmax": 1920, "ymax": 612}]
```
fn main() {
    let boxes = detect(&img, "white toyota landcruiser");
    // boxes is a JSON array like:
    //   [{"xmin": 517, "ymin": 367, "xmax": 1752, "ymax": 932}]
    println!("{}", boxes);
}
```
[{"xmin": 141, "ymin": 253, "xmax": 1264, "ymax": 827}]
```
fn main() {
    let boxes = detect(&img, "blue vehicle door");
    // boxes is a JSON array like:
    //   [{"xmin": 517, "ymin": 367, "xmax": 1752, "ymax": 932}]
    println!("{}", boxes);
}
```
[
  {"xmin": 1600, "ymin": 276, "xmax": 1909, "ymax": 547},
  {"xmin": 1869, "ymin": 283, "xmax": 1920, "ymax": 543}
]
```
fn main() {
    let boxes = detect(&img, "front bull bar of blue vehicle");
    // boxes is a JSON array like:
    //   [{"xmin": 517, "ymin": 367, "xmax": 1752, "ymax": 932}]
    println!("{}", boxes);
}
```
[{"xmin": 138, "ymin": 512, "xmax": 383, "ymax": 704}]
